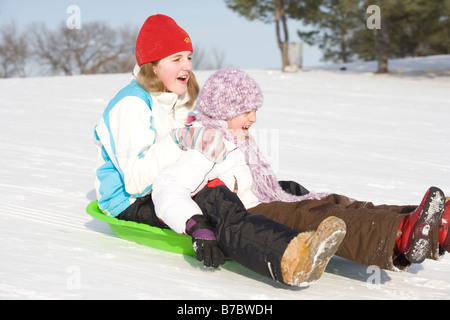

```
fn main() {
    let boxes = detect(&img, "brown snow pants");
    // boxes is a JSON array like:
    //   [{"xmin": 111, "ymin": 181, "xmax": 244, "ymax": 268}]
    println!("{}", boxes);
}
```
[{"xmin": 248, "ymin": 194, "xmax": 441, "ymax": 271}]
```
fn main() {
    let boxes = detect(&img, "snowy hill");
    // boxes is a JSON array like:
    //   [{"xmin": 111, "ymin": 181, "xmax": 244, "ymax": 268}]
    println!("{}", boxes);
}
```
[
  {"xmin": 314, "ymin": 54, "xmax": 450, "ymax": 78},
  {"xmin": 1, "ymin": 55, "xmax": 450, "ymax": 300}
]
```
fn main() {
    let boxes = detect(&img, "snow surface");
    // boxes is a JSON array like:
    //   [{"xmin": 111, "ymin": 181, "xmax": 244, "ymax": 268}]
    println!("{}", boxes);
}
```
[{"xmin": 1, "ymin": 55, "xmax": 450, "ymax": 300}]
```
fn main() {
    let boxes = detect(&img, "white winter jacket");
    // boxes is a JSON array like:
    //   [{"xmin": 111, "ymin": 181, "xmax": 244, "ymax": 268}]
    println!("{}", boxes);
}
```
[
  {"xmin": 152, "ymin": 134, "xmax": 262, "ymax": 234},
  {"xmin": 94, "ymin": 67, "xmax": 189, "ymax": 217}
]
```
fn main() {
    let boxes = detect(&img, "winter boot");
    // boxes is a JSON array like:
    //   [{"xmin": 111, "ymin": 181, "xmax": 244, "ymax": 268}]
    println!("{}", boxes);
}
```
[
  {"xmin": 396, "ymin": 187, "xmax": 445, "ymax": 263},
  {"xmin": 281, "ymin": 216, "xmax": 346, "ymax": 286},
  {"xmin": 439, "ymin": 197, "xmax": 450, "ymax": 253}
]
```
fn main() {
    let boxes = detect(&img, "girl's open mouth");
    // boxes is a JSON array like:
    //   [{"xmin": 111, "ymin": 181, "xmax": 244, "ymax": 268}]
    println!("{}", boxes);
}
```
[{"xmin": 177, "ymin": 75, "xmax": 189, "ymax": 84}]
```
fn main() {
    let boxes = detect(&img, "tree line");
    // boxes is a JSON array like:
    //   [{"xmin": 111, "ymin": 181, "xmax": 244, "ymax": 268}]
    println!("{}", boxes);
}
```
[
  {"xmin": 225, "ymin": 0, "xmax": 450, "ymax": 73},
  {"xmin": 1, "ymin": 0, "xmax": 449, "ymax": 77},
  {"xmin": 0, "ymin": 21, "xmax": 228, "ymax": 78},
  {"xmin": 0, "ymin": 22, "xmax": 137, "ymax": 78}
]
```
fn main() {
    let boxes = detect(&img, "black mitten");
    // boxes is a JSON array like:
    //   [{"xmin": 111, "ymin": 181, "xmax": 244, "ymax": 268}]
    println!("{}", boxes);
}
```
[{"xmin": 185, "ymin": 215, "xmax": 226, "ymax": 268}]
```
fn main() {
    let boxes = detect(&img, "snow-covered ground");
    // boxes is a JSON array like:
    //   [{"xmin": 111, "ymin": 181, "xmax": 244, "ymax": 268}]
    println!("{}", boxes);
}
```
[
  {"xmin": 316, "ymin": 54, "xmax": 450, "ymax": 78},
  {"xmin": 1, "ymin": 55, "xmax": 449, "ymax": 300}
]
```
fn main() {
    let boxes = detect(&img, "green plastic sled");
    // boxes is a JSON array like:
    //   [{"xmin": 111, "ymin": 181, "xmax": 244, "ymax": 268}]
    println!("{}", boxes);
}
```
[{"xmin": 86, "ymin": 200, "xmax": 194, "ymax": 256}]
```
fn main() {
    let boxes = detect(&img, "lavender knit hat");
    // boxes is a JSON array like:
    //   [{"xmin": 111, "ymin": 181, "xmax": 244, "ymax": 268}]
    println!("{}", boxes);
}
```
[{"xmin": 196, "ymin": 69, "xmax": 263, "ymax": 120}]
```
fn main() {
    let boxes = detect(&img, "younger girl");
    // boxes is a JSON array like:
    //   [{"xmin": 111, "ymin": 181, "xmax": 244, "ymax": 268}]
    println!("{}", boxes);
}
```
[
  {"xmin": 152, "ymin": 69, "xmax": 347, "ymax": 286},
  {"xmin": 153, "ymin": 69, "xmax": 447, "ymax": 278}
]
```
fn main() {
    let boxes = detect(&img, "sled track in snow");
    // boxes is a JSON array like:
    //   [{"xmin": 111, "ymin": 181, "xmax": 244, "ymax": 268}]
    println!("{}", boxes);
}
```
[{"xmin": 0, "ymin": 203, "xmax": 91, "ymax": 234}]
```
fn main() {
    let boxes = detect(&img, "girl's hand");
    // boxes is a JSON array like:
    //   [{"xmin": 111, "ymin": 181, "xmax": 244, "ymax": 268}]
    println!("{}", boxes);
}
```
[
  {"xmin": 171, "ymin": 127, "xmax": 228, "ymax": 163},
  {"xmin": 185, "ymin": 215, "xmax": 226, "ymax": 268}
]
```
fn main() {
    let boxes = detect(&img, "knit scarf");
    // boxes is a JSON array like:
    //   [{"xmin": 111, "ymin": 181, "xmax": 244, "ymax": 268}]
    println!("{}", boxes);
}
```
[{"xmin": 195, "ymin": 113, "xmax": 330, "ymax": 204}]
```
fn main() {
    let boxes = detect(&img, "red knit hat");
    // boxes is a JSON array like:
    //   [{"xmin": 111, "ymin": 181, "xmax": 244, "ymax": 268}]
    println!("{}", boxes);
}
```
[{"xmin": 135, "ymin": 14, "xmax": 193, "ymax": 66}]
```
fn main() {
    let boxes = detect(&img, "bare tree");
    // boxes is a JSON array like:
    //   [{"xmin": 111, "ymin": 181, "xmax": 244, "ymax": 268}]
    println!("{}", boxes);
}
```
[
  {"xmin": 0, "ymin": 23, "xmax": 29, "ymax": 78},
  {"xmin": 192, "ymin": 44, "xmax": 208, "ymax": 70},
  {"xmin": 210, "ymin": 46, "xmax": 227, "ymax": 69},
  {"xmin": 30, "ymin": 22, "xmax": 73, "ymax": 75},
  {"xmin": 30, "ymin": 21, "xmax": 137, "ymax": 76},
  {"xmin": 193, "ymin": 44, "xmax": 229, "ymax": 70},
  {"xmin": 101, "ymin": 24, "xmax": 137, "ymax": 74}
]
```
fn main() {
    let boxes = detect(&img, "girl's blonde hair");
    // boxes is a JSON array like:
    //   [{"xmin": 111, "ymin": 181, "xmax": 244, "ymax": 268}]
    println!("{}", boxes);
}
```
[{"xmin": 137, "ymin": 62, "xmax": 199, "ymax": 107}]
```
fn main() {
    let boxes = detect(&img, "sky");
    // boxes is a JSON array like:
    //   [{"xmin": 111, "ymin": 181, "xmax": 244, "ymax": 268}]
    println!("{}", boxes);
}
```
[{"xmin": 0, "ymin": 0, "xmax": 323, "ymax": 70}]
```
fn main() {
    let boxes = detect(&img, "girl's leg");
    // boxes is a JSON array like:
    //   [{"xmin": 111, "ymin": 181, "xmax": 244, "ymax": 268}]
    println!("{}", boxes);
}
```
[
  {"xmin": 249, "ymin": 195, "xmax": 406, "ymax": 270},
  {"xmin": 193, "ymin": 185, "xmax": 296, "ymax": 284},
  {"xmin": 192, "ymin": 185, "xmax": 346, "ymax": 286},
  {"xmin": 117, "ymin": 194, "xmax": 170, "ymax": 229},
  {"xmin": 250, "ymin": 191, "xmax": 443, "ymax": 271}
]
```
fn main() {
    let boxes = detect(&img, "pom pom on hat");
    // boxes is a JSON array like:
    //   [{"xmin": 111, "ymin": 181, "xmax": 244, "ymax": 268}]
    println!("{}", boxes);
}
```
[
  {"xmin": 196, "ymin": 69, "xmax": 263, "ymax": 120},
  {"xmin": 135, "ymin": 14, "xmax": 193, "ymax": 66}
]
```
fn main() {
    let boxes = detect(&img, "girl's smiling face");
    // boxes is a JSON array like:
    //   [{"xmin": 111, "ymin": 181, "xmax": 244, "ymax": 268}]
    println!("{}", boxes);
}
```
[
  {"xmin": 227, "ymin": 109, "xmax": 257, "ymax": 138},
  {"xmin": 152, "ymin": 51, "xmax": 193, "ymax": 95}
]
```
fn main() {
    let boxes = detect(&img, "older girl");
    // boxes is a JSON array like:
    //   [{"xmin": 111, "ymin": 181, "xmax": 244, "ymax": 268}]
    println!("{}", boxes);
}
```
[{"xmin": 94, "ymin": 15, "xmax": 225, "ymax": 226}]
